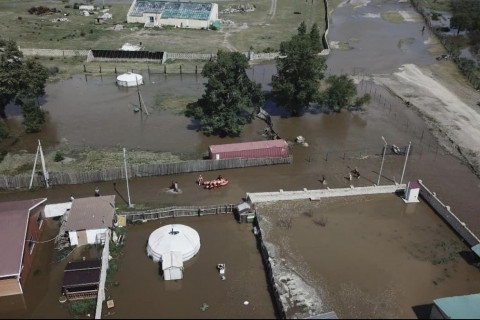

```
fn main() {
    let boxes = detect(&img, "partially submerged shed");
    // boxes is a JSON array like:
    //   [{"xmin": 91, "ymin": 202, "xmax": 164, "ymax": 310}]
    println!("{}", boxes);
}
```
[
  {"xmin": 62, "ymin": 260, "xmax": 101, "ymax": 301},
  {"xmin": 162, "ymin": 251, "xmax": 184, "ymax": 280},
  {"xmin": 65, "ymin": 195, "xmax": 115, "ymax": 246},
  {"xmin": 209, "ymin": 139, "xmax": 289, "ymax": 160}
]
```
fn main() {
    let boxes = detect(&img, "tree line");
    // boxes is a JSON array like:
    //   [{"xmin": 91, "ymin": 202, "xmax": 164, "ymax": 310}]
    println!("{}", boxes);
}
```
[
  {"xmin": 187, "ymin": 22, "xmax": 370, "ymax": 136},
  {"xmin": 0, "ymin": 38, "xmax": 50, "ymax": 141}
]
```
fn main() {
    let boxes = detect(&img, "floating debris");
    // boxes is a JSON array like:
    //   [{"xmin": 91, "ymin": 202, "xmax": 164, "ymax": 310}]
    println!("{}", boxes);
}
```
[{"xmin": 200, "ymin": 302, "xmax": 209, "ymax": 311}]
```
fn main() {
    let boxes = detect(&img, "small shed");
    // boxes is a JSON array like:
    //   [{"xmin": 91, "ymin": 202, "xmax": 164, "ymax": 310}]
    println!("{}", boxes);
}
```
[
  {"xmin": 430, "ymin": 293, "xmax": 480, "ymax": 319},
  {"xmin": 162, "ymin": 251, "xmax": 184, "ymax": 281},
  {"xmin": 62, "ymin": 260, "xmax": 101, "ymax": 301},
  {"xmin": 209, "ymin": 139, "xmax": 289, "ymax": 160},
  {"xmin": 234, "ymin": 202, "xmax": 253, "ymax": 223},
  {"xmin": 65, "ymin": 195, "xmax": 115, "ymax": 247},
  {"xmin": 403, "ymin": 181, "xmax": 421, "ymax": 203}
]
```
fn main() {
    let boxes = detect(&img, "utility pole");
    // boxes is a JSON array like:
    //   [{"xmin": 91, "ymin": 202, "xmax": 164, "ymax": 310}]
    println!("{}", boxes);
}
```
[
  {"xmin": 400, "ymin": 141, "xmax": 412, "ymax": 184},
  {"xmin": 377, "ymin": 136, "xmax": 387, "ymax": 186},
  {"xmin": 29, "ymin": 140, "xmax": 49, "ymax": 189},
  {"xmin": 123, "ymin": 148, "xmax": 132, "ymax": 207}
]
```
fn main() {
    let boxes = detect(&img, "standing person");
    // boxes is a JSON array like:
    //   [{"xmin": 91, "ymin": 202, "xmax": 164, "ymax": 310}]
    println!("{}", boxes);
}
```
[
  {"xmin": 198, "ymin": 175, "xmax": 204, "ymax": 186},
  {"xmin": 69, "ymin": 195, "xmax": 75, "ymax": 202},
  {"xmin": 95, "ymin": 187, "xmax": 100, "ymax": 197},
  {"xmin": 174, "ymin": 182, "xmax": 179, "ymax": 193}
]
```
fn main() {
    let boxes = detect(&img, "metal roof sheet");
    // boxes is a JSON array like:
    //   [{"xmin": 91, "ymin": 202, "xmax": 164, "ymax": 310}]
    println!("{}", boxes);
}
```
[
  {"xmin": 434, "ymin": 293, "xmax": 480, "ymax": 319},
  {"xmin": 472, "ymin": 244, "xmax": 480, "ymax": 259},
  {"xmin": 0, "ymin": 199, "xmax": 47, "ymax": 278},
  {"xmin": 64, "ymin": 195, "xmax": 115, "ymax": 231},
  {"xmin": 209, "ymin": 139, "xmax": 288, "ymax": 154}
]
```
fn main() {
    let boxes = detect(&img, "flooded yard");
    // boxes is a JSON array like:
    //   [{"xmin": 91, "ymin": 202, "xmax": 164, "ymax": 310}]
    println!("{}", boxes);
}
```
[
  {"xmin": 106, "ymin": 214, "xmax": 275, "ymax": 319},
  {"xmin": 256, "ymin": 194, "xmax": 480, "ymax": 318}
]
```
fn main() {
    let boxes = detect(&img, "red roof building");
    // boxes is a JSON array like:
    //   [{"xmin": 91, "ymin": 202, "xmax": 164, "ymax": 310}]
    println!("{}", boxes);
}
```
[
  {"xmin": 209, "ymin": 139, "xmax": 289, "ymax": 160},
  {"xmin": 0, "ymin": 198, "xmax": 47, "ymax": 297}
]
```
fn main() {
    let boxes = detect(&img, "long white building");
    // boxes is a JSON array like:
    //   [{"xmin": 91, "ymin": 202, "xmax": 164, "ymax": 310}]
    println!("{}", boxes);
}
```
[{"xmin": 127, "ymin": 0, "xmax": 219, "ymax": 29}]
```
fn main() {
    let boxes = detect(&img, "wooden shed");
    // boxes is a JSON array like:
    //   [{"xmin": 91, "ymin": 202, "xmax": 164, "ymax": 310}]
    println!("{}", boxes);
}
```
[
  {"xmin": 209, "ymin": 139, "xmax": 289, "ymax": 160},
  {"xmin": 62, "ymin": 260, "xmax": 101, "ymax": 301}
]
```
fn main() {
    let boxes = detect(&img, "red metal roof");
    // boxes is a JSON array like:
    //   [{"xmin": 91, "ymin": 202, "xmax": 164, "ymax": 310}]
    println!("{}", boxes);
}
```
[
  {"xmin": 409, "ymin": 181, "xmax": 421, "ymax": 189},
  {"xmin": 209, "ymin": 139, "xmax": 288, "ymax": 153},
  {"xmin": 0, "ymin": 198, "xmax": 47, "ymax": 278}
]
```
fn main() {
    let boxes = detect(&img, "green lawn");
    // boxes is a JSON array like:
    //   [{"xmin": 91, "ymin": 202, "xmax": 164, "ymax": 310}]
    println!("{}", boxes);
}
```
[{"xmin": 0, "ymin": 0, "xmax": 325, "ymax": 53}]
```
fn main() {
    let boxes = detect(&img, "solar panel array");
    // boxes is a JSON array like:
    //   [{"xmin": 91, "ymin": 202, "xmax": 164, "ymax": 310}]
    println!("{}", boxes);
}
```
[
  {"xmin": 92, "ymin": 50, "xmax": 164, "ymax": 60},
  {"xmin": 130, "ymin": 0, "xmax": 213, "ymax": 20}
]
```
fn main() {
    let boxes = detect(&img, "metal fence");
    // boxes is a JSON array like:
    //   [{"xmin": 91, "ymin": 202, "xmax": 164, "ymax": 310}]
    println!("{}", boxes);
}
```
[{"xmin": 0, "ymin": 156, "xmax": 292, "ymax": 189}]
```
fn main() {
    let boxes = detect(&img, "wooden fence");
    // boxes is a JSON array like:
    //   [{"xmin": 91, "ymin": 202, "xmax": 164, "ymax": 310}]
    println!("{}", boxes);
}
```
[
  {"xmin": 123, "ymin": 203, "xmax": 235, "ymax": 223},
  {"xmin": 0, "ymin": 156, "xmax": 292, "ymax": 189}
]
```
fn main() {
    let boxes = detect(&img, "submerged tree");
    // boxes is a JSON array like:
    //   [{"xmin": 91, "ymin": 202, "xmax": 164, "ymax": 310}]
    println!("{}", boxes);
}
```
[
  {"xmin": 272, "ymin": 22, "xmax": 327, "ymax": 115},
  {"xmin": 185, "ymin": 51, "xmax": 264, "ymax": 136},
  {"xmin": 0, "ymin": 38, "xmax": 49, "ymax": 135},
  {"xmin": 321, "ymin": 74, "xmax": 371, "ymax": 111}
]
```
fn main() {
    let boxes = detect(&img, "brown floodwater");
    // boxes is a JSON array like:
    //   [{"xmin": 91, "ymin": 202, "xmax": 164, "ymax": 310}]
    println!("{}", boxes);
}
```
[
  {"xmin": 105, "ymin": 214, "xmax": 275, "ymax": 319},
  {"xmin": 257, "ymin": 194, "xmax": 480, "ymax": 318},
  {"xmin": 1, "ymin": 0, "xmax": 480, "ymax": 318}
]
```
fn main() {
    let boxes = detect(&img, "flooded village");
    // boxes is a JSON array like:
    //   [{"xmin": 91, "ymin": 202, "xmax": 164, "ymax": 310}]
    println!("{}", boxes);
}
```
[{"xmin": 1, "ymin": 0, "xmax": 480, "ymax": 319}]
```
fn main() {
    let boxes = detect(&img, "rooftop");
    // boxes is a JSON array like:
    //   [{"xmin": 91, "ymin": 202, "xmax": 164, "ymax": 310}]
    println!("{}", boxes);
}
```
[
  {"xmin": 64, "ymin": 195, "xmax": 115, "ymax": 231},
  {"xmin": 0, "ymin": 199, "xmax": 47, "ymax": 278},
  {"xmin": 434, "ymin": 293, "xmax": 480, "ymax": 319},
  {"xmin": 63, "ymin": 260, "xmax": 102, "ymax": 288},
  {"xmin": 130, "ymin": 0, "xmax": 213, "ymax": 20},
  {"xmin": 209, "ymin": 139, "xmax": 288, "ymax": 153}
]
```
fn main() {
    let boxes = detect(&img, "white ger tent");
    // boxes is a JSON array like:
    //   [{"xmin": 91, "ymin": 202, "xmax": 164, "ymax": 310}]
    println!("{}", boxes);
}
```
[
  {"xmin": 116, "ymin": 72, "xmax": 143, "ymax": 87},
  {"xmin": 147, "ymin": 224, "xmax": 200, "ymax": 262}
]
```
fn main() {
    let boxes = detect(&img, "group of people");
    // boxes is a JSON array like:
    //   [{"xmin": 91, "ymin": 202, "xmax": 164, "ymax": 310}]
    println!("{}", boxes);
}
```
[
  {"xmin": 170, "ymin": 181, "xmax": 179, "ymax": 192},
  {"xmin": 198, "ymin": 175, "xmax": 227, "ymax": 189}
]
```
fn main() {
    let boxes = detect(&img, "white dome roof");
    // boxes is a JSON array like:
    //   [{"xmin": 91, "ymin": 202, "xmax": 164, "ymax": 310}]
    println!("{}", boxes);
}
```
[
  {"xmin": 147, "ymin": 224, "xmax": 200, "ymax": 262},
  {"xmin": 116, "ymin": 72, "xmax": 143, "ymax": 87}
]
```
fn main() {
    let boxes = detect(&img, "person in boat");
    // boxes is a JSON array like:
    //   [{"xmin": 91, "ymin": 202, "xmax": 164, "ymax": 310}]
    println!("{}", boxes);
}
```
[
  {"xmin": 217, "ymin": 175, "xmax": 222, "ymax": 180},
  {"xmin": 198, "ymin": 175, "xmax": 204, "ymax": 186},
  {"xmin": 174, "ymin": 182, "xmax": 179, "ymax": 192}
]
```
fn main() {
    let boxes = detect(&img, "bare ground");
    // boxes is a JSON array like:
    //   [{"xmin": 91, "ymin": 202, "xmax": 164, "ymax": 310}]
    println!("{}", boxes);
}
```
[{"xmin": 374, "ymin": 62, "xmax": 480, "ymax": 176}]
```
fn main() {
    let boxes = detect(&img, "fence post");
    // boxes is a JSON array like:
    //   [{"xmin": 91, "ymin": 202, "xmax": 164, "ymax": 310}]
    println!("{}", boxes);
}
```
[
  {"xmin": 99, "ymin": 65, "xmax": 102, "ymax": 73},
  {"xmin": 195, "ymin": 65, "xmax": 198, "ymax": 74},
  {"xmin": 115, "ymin": 66, "xmax": 117, "ymax": 74},
  {"xmin": 164, "ymin": 65, "xmax": 167, "ymax": 74},
  {"xmin": 84, "ymin": 64, "xmax": 86, "ymax": 72},
  {"xmin": 180, "ymin": 65, "xmax": 182, "ymax": 74}
]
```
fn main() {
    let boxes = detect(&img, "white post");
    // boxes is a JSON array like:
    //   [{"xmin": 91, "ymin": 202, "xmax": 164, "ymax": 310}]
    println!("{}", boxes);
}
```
[
  {"xmin": 377, "ymin": 136, "xmax": 387, "ymax": 186},
  {"xmin": 400, "ymin": 141, "xmax": 411, "ymax": 184},
  {"xmin": 38, "ymin": 140, "xmax": 49, "ymax": 188},
  {"xmin": 29, "ymin": 143, "xmax": 40, "ymax": 189},
  {"xmin": 123, "ymin": 148, "xmax": 132, "ymax": 207}
]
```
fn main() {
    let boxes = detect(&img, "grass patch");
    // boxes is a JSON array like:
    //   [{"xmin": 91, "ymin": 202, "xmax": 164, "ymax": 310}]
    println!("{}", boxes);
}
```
[
  {"xmin": 153, "ymin": 94, "xmax": 198, "ymax": 114},
  {"xmin": 381, "ymin": 11, "xmax": 405, "ymax": 24},
  {"xmin": 68, "ymin": 299, "xmax": 96, "ymax": 316},
  {"xmin": 398, "ymin": 37, "xmax": 415, "ymax": 49},
  {"xmin": 430, "ymin": 239, "xmax": 462, "ymax": 265},
  {"xmin": 106, "ymin": 233, "xmax": 126, "ymax": 287},
  {"xmin": 417, "ymin": 0, "xmax": 451, "ymax": 11}
]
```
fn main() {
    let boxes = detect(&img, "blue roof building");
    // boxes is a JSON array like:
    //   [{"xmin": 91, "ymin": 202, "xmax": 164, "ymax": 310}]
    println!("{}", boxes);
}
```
[{"xmin": 430, "ymin": 293, "xmax": 480, "ymax": 319}]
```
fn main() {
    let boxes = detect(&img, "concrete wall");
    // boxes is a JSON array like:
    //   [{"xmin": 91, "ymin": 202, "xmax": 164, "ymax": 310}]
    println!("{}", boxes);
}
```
[
  {"xmin": 21, "ymin": 48, "xmax": 89, "ymax": 57},
  {"xmin": 247, "ymin": 184, "xmax": 406, "ymax": 204},
  {"xmin": 69, "ymin": 231, "xmax": 78, "ymax": 246},
  {"xmin": 87, "ymin": 228, "xmax": 109, "ymax": 244},
  {"xmin": 418, "ymin": 180, "xmax": 480, "ymax": 247}
]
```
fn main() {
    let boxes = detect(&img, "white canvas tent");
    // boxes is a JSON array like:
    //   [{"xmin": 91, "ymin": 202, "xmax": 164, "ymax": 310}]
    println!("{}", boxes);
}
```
[
  {"xmin": 147, "ymin": 224, "xmax": 200, "ymax": 262},
  {"xmin": 162, "ymin": 251, "xmax": 183, "ymax": 280},
  {"xmin": 116, "ymin": 72, "xmax": 143, "ymax": 87}
]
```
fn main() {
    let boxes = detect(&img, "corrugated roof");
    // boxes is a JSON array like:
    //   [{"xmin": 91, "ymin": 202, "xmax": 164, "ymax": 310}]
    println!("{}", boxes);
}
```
[
  {"xmin": 434, "ymin": 293, "xmax": 480, "ymax": 319},
  {"xmin": 65, "ymin": 260, "xmax": 101, "ymax": 272},
  {"xmin": 130, "ymin": 0, "xmax": 213, "ymax": 20},
  {"xmin": 0, "ymin": 198, "xmax": 47, "ymax": 278},
  {"xmin": 64, "ymin": 196, "xmax": 115, "ymax": 231},
  {"xmin": 209, "ymin": 139, "xmax": 288, "ymax": 154}
]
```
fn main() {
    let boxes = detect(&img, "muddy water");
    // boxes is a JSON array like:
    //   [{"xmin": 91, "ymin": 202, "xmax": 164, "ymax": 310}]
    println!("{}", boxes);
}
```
[
  {"xmin": 257, "ymin": 194, "xmax": 480, "ymax": 318},
  {"xmin": 106, "ymin": 214, "xmax": 275, "ymax": 319},
  {"xmin": 327, "ymin": 0, "xmax": 437, "ymax": 75}
]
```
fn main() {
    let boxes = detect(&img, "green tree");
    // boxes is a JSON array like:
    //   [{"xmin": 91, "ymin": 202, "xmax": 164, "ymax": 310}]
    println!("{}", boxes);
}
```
[
  {"xmin": 310, "ymin": 23, "xmax": 323, "ymax": 52},
  {"xmin": 0, "ymin": 38, "xmax": 49, "ymax": 132},
  {"xmin": 321, "ymin": 74, "xmax": 370, "ymax": 111},
  {"xmin": 272, "ymin": 27, "xmax": 327, "ymax": 115},
  {"xmin": 185, "ymin": 51, "xmax": 264, "ymax": 136},
  {"xmin": 297, "ymin": 21, "xmax": 307, "ymax": 35}
]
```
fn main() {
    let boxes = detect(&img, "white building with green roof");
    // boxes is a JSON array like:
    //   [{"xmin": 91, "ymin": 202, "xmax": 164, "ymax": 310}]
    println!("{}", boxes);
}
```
[{"xmin": 127, "ymin": 0, "xmax": 218, "ymax": 29}]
